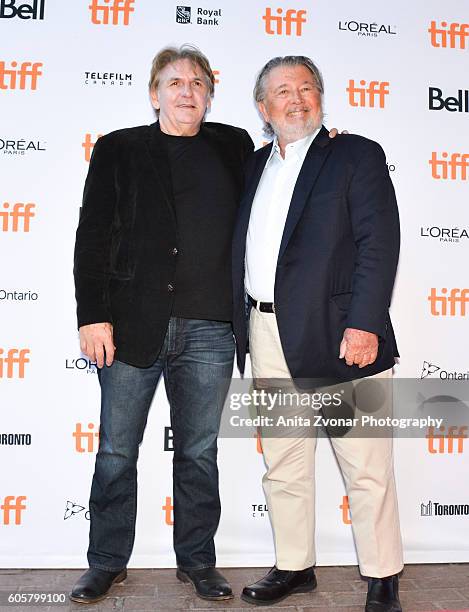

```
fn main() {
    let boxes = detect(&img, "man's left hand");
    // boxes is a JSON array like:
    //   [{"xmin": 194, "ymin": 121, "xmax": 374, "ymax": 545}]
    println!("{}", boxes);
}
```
[{"xmin": 339, "ymin": 327, "xmax": 378, "ymax": 368}]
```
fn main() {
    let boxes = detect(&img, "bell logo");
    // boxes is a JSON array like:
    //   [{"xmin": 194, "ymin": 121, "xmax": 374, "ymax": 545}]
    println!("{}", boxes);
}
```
[
  {"xmin": 89, "ymin": 0, "xmax": 134, "ymax": 26},
  {"xmin": 1, "ymin": 202, "xmax": 35, "ymax": 232},
  {"xmin": 428, "ymin": 21, "xmax": 469, "ymax": 49},
  {"xmin": 340, "ymin": 495, "xmax": 352, "ymax": 524},
  {"xmin": 162, "ymin": 496, "xmax": 173, "ymax": 525},
  {"xmin": 163, "ymin": 426, "xmax": 173, "ymax": 451},
  {"xmin": 426, "ymin": 426, "xmax": 468, "ymax": 454},
  {"xmin": 73, "ymin": 422, "xmax": 99, "ymax": 453},
  {"xmin": 1, "ymin": 495, "xmax": 27, "ymax": 524},
  {"xmin": 0, "ymin": 0, "xmax": 45, "ymax": 19},
  {"xmin": 262, "ymin": 7, "xmax": 307, "ymax": 36},
  {"xmin": 428, "ymin": 288, "xmax": 469, "ymax": 316},
  {"xmin": 0, "ymin": 61, "xmax": 42, "ymax": 90},
  {"xmin": 429, "ymin": 152, "xmax": 469, "ymax": 180},
  {"xmin": 347, "ymin": 80, "xmax": 389, "ymax": 108},
  {"xmin": 82, "ymin": 133, "xmax": 102, "ymax": 162},
  {"xmin": 0, "ymin": 348, "xmax": 30, "ymax": 378}
]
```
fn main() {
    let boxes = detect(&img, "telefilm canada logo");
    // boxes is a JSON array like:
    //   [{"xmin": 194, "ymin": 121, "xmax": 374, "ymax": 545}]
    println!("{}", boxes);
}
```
[
  {"xmin": 0, "ymin": 137, "xmax": 46, "ymax": 156},
  {"xmin": 0, "ymin": 0, "xmax": 45, "ymax": 20},
  {"xmin": 421, "ymin": 361, "xmax": 469, "ymax": 380},
  {"xmin": 338, "ymin": 20, "xmax": 396, "ymax": 38},
  {"xmin": 421, "ymin": 500, "xmax": 469, "ymax": 517},
  {"xmin": 251, "ymin": 503, "xmax": 269, "ymax": 518},
  {"xmin": 420, "ymin": 226, "xmax": 469, "ymax": 245},
  {"xmin": 176, "ymin": 5, "xmax": 222, "ymax": 26},
  {"xmin": 84, "ymin": 70, "xmax": 132, "ymax": 87},
  {"xmin": 64, "ymin": 500, "xmax": 90, "ymax": 521}
]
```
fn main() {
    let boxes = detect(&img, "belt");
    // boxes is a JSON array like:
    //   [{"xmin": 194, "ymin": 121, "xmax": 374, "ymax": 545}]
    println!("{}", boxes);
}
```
[{"xmin": 248, "ymin": 295, "xmax": 275, "ymax": 313}]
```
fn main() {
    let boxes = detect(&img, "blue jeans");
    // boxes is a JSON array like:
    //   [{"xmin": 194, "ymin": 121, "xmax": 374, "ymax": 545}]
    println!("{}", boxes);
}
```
[{"xmin": 87, "ymin": 318, "xmax": 234, "ymax": 571}]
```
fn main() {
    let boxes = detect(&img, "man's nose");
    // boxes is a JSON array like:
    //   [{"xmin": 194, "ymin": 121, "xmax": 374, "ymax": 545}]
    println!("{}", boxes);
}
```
[
  {"xmin": 180, "ymin": 82, "xmax": 193, "ymax": 97},
  {"xmin": 291, "ymin": 90, "xmax": 304, "ymax": 103}
]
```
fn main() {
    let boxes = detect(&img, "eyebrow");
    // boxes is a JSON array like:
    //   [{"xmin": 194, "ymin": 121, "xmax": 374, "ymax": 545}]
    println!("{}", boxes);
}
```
[{"xmin": 273, "ymin": 80, "xmax": 316, "ymax": 91}]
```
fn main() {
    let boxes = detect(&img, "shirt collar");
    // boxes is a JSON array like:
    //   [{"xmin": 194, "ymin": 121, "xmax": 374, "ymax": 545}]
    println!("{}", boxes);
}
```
[{"xmin": 267, "ymin": 126, "xmax": 321, "ymax": 164}]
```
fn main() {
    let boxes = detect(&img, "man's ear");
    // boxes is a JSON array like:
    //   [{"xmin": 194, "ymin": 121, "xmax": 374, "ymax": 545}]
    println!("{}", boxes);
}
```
[
  {"xmin": 150, "ymin": 88, "xmax": 159, "ymax": 111},
  {"xmin": 257, "ymin": 101, "xmax": 269, "ymax": 123}
]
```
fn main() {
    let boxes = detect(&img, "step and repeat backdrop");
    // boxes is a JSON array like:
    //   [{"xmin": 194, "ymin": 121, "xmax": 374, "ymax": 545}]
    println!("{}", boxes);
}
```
[{"xmin": 1, "ymin": 0, "xmax": 468, "ymax": 568}]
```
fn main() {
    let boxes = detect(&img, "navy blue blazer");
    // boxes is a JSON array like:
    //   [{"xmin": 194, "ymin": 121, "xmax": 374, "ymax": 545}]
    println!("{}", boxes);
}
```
[{"xmin": 232, "ymin": 126, "xmax": 400, "ymax": 384}]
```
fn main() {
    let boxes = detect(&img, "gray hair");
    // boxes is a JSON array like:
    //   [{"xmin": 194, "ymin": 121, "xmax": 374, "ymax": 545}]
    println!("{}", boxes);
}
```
[{"xmin": 253, "ymin": 56, "xmax": 324, "ymax": 137}]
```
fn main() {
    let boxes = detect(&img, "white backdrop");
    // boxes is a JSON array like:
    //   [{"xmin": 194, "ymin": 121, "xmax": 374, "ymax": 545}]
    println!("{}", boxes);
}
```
[{"xmin": 1, "ymin": 0, "xmax": 468, "ymax": 568}]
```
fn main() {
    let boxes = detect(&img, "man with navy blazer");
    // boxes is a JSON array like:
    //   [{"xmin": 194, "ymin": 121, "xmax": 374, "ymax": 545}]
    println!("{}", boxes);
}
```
[{"xmin": 232, "ymin": 56, "xmax": 403, "ymax": 612}]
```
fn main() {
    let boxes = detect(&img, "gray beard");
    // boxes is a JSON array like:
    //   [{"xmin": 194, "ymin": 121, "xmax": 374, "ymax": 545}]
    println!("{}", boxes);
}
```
[{"xmin": 271, "ymin": 109, "xmax": 323, "ymax": 143}]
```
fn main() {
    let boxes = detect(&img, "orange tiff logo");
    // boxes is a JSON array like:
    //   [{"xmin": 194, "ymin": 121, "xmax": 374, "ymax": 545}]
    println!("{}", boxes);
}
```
[
  {"xmin": 89, "ymin": 0, "xmax": 134, "ymax": 25},
  {"xmin": 262, "ymin": 7, "xmax": 306, "ymax": 36},
  {"xmin": 429, "ymin": 152, "xmax": 469, "ymax": 180},
  {"xmin": 426, "ymin": 426, "xmax": 468, "ymax": 454},
  {"xmin": 0, "ymin": 349, "xmax": 30, "ymax": 378},
  {"xmin": 1, "ymin": 496, "xmax": 27, "ymax": 525},
  {"xmin": 0, "ymin": 61, "xmax": 42, "ymax": 90},
  {"xmin": 82, "ymin": 133, "xmax": 103, "ymax": 162},
  {"xmin": 162, "ymin": 496, "xmax": 174, "ymax": 525},
  {"xmin": 428, "ymin": 21, "xmax": 469, "ymax": 49},
  {"xmin": 0, "ymin": 202, "xmax": 35, "ymax": 232},
  {"xmin": 428, "ymin": 288, "xmax": 469, "ymax": 316},
  {"xmin": 340, "ymin": 495, "xmax": 352, "ymax": 524},
  {"xmin": 73, "ymin": 423, "xmax": 100, "ymax": 453},
  {"xmin": 347, "ymin": 80, "xmax": 389, "ymax": 108}
]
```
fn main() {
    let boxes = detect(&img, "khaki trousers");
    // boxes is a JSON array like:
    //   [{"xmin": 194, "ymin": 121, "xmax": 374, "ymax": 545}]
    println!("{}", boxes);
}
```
[{"xmin": 249, "ymin": 305, "xmax": 404, "ymax": 577}]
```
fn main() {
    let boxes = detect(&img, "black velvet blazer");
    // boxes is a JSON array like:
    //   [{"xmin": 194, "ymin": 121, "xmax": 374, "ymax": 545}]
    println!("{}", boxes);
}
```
[{"xmin": 74, "ymin": 121, "xmax": 253, "ymax": 367}]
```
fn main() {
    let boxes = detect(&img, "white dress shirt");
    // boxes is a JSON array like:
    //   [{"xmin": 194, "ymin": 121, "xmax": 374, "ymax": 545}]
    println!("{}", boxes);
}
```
[{"xmin": 245, "ymin": 128, "xmax": 320, "ymax": 302}]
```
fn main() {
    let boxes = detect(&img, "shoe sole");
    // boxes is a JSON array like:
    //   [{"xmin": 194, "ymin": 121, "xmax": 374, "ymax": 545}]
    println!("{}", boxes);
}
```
[
  {"xmin": 69, "ymin": 569, "xmax": 127, "ymax": 604},
  {"xmin": 241, "ymin": 580, "xmax": 317, "ymax": 606},
  {"xmin": 176, "ymin": 569, "xmax": 234, "ymax": 601}
]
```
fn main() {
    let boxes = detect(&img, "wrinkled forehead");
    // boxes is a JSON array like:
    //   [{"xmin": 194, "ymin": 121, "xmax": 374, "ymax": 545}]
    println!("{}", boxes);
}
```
[
  {"xmin": 265, "ymin": 64, "xmax": 319, "ymax": 90},
  {"xmin": 158, "ymin": 58, "xmax": 205, "ymax": 82}
]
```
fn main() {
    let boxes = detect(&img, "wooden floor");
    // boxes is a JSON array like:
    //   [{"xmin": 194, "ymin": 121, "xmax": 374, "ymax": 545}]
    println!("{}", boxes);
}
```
[{"xmin": 1, "ymin": 565, "xmax": 468, "ymax": 611}]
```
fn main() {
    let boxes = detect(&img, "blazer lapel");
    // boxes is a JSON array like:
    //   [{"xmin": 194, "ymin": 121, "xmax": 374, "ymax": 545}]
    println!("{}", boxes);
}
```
[
  {"xmin": 277, "ymin": 126, "xmax": 332, "ymax": 262},
  {"xmin": 145, "ymin": 121, "xmax": 176, "ymax": 224}
]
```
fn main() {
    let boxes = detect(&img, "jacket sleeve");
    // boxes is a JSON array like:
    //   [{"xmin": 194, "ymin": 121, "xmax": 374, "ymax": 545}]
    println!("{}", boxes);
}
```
[
  {"xmin": 73, "ymin": 134, "xmax": 117, "ymax": 328},
  {"xmin": 345, "ymin": 141, "xmax": 400, "ymax": 338}
]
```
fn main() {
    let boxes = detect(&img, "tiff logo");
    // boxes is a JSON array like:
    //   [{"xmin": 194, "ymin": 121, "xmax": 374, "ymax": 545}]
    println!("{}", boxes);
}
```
[
  {"xmin": 340, "ymin": 495, "xmax": 352, "ymax": 524},
  {"xmin": 1, "ymin": 496, "xmax": 27, "ymax": 524},
  {"xmin": 162, "ymin": 496, "xmax": 173, "ymax": 525},
  {"xmin": 428, "ymin": 21, "xmax": 469, "ymax": 49},
  {"xmin": 0, "ymin": 349, "xmax": 30, "ymax": 378},
  {"xmin": 82, "ymin": 133, "xmax": 102, "ymax": 162},
  {"xmin": 429, "ymin": 152, "xmax": 469, "ymax": 180},
  {"xmin": 89, "ymin": 0, "xmax": 134, "ymax": 25},
  {"xmin": 262, "ymin": 7, "xmax": 306, "ymax": 36},
  {"xmin": 426, "ymin": 426, "xmax": 468, "ymax": 454},
  {"xmin": 0, "ymin": 61, "xmax": 42, "ymax": 90},
  {"xmin": 73, "ymin": 422, "xmax": 99, "ymax": 453},
  {"xmin": 0, "ymin": 202, "xmax": 35, "ymax": 232},
  {"xmin": 0, "ymin": 0, "xmax": 45, "ymax": 19},
  {"xmin": 347, "ymin": 80, "xmax": 389, "ymax": 108},
  {"xmin": 428, "ymin": 288, "xmax": 469, "ymax": 316}
]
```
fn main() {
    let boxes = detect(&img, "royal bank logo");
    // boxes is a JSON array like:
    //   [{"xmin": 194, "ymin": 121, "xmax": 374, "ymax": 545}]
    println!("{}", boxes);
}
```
[
  {"xmin": 176, "ymin": 5, "xmax": 190, "ymax": 23},
  {"xmin": 421, "ymin": 500, "xmax": 469, "ymax": 516},
  {"xmin": 84, "ymin": 70, "xmax": 132, "ymax": 87},
  {"xmin": 64, "ymin": 500, "xmax": 90, "ymax": 520},
  {"xmin": 176, "ymin": 5, "xmax": 221, "ymax": 26},
  {"xmin": 338, "ymin": 20, "xmax": 396, "ymax": 38},
  {"xmin": 421, "ymin": 361, "xmax": 469, "ymax": 380},
  {"xmin": 0, "ymin": 0, "xmax": 45, "ymax": 20},
  {"xmin": 420, "ymin": 226, "xmax": 469, "ymax": 244},
  {"xmin": 0, "ymin": 137, "xmax": 46, "ymax": 156}
]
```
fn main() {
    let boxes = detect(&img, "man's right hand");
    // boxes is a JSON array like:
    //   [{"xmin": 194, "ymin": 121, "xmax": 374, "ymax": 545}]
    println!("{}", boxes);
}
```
[{"xmin": 79, "ymin": 322, "xmax": 115, "ymax": 368}]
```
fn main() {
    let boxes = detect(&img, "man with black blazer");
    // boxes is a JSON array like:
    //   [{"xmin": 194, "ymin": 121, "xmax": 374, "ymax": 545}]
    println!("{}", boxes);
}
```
[
  {"xmin": 232, "ymin": 56, "xmax": 403, "ymax": 612},
  {"xmin": 71, "ymin": 45, "xmax": 253, "ymax": 604}
]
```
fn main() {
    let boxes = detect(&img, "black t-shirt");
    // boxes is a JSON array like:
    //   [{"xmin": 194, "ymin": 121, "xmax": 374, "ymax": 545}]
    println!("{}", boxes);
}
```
[{"xmin": 161, "ymin": 129, "xmax": 238, "ymax": 321}]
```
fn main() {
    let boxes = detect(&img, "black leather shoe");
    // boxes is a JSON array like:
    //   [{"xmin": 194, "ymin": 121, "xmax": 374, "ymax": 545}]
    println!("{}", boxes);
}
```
[
  {"xmin": 365, "ymin": 574, "xmax": 402, "ymax": 612},
  {"xmin": 69, "ymin": 568, "xmax": 127, "ymax": 603},
  {"xmin": 241, "ymin": 566, "xmax": 317, "ymax": 605},
  {"xmin": 176, "ymin": 567, "xmax": 233, "ymax": 601}
]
